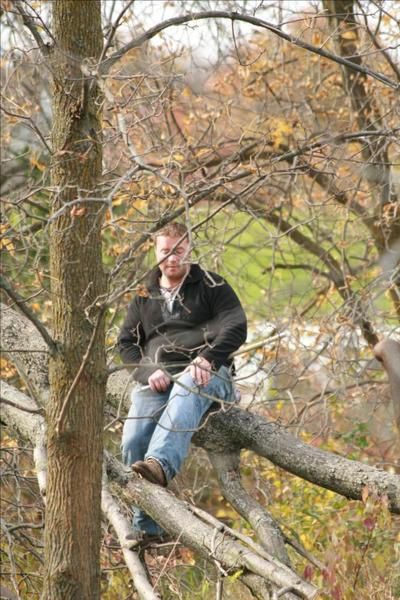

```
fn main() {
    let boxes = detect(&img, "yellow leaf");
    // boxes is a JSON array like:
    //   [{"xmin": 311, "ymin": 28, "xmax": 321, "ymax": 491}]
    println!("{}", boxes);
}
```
[
  {"xmin": 0, "ymin": 235, "xmax": 15, "ymax": 256},
  {"xmin": 195, "ymin": 147, "xmax": 210, "ymax": 159},
  {"xmin": 30, "ymin": 156, "xmax": 46, "ymax": 172},
  {"xmin": 113, "ymin": 191, "xmax": 130, "ymax": 206},
  {"xmin": 340, "ymin": 30, "xmax": 358, "ymax": 41},
  {"xmin": 270, "ymin": 118, "xmax": 293, "ymax": 149},
  {"xmin": 0, "ymin": 356, "xmax": 17, "ymax": 378},
  {"xmin": 229, "ymin": 569, "xmax": 244, "ymax": 581}
]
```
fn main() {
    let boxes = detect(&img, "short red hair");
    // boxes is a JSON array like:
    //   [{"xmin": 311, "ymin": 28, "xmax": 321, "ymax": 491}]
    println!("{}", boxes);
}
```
[{"xmin": 153, "ymin": 222, "xmax": 188, "ymax": 241}]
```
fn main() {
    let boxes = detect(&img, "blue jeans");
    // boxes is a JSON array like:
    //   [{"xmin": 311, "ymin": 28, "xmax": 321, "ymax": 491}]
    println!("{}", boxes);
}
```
[{"xmin": 121, "ymin": 366, "xmax": 235, "ymax": 535}]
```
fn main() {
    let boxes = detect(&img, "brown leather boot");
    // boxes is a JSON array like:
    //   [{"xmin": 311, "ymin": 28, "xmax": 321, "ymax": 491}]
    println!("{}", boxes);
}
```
[
  {"xmin": 132, "ymin": 458, "xmax": 167, "ymax": 487},
  {"xmin": 124, "ymin": 530, "xmax": 172, "ymax": 549}
]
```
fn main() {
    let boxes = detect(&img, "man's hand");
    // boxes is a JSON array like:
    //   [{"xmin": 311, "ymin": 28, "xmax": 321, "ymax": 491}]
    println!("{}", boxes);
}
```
[
  {"xmin": 148, "ymin": 369, "xmax": 171, "ymax": 393},
  {"xmin": 189, "ymin": 356, "xmax": 212, "ymax": 386}
]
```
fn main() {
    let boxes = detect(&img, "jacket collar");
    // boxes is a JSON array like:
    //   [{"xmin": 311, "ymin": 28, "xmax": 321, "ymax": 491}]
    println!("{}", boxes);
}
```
[{"xmin": 147, "ymin": 263, "xmax": 203, "ymax": 291}]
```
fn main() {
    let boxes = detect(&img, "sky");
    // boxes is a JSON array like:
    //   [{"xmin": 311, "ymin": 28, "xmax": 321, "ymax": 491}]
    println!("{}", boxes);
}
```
[
  {"xmin": 103, "ymin": 0, "xmax": 399, "ymax": 77},
  {"xmin": 1, "ymin": 1, "xmax": 398, "ymax": 68}
]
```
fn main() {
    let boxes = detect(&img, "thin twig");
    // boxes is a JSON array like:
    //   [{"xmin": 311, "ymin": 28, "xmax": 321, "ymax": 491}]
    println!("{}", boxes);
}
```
[
  {"xmin": 356, "ymin": 0, "xmax": 400, "ymax": 82},
  {"xmin": 15, "ymin": 0, "xmax": 51, "ymax": 56},
  {"xmin": 99, "ymin": 10, "xmax": 399, "ymax": 89},
  {"xmin": 0, "ymin": 276, "xmax": 57, "ymax": 356},
  {"xmin": 98, "ymin": 0, "xmax": 135, "ymax": 65},
  {"xmin": 0, "ymin": 396, "xmax": 45, "ymax": 416},
  {"xmin": 0, "ymin": 104, "xmax": 52, "ymax": 154}
]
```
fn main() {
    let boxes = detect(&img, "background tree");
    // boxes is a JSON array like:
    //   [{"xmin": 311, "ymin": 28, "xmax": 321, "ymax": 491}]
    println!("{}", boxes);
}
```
[{"xmin": 1, "ymin": 1, "xmax": 399, "ymax": 599}]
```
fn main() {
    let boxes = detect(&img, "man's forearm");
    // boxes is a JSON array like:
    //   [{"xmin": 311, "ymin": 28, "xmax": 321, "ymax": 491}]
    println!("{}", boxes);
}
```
[{"xmin": 119, "ymin": 346, "xmax": 142, "ymax": 367}]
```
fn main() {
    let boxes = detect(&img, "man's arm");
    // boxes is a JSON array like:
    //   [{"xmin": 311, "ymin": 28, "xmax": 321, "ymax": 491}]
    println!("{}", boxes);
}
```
[
  {"xmin": 197, "ymin": 278, "xmax": 247, "ymax": 370},
  {"xmin": 117, "ymin": 298, "xmax": 144, "ymax": 366},
  {"xmin": 118, "ymin": 299, "xmax": 172, "ymax": 392}
]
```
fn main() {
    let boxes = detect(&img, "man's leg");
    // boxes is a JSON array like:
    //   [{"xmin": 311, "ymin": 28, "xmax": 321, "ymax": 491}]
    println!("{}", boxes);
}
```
[
  {"xmin": 144, "ymin": 366, "xmax": 234, "ymax": 482},
  {"xmin": 121, "ymin": 386, "xmax": 169, "ymax": 536}
]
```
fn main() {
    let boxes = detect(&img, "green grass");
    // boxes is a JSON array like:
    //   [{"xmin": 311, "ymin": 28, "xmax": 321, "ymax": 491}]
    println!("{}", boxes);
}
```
[{"xmin": 189, "ymin": 206, "xmax": 393, "ymax": 323}]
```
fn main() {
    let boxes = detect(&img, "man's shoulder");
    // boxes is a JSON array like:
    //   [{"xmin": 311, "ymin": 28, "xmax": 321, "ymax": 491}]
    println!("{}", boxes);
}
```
[
  {"xmin": 201, "ymin": 269, "xmax": 226, "ymax": 287},
  {"xmin": 129, "ymin": 289, "xmax": 151, "ymax": 309},
  {"xmin": 188, "ymin": 264, "xmax": 226, "ymax": 287}
]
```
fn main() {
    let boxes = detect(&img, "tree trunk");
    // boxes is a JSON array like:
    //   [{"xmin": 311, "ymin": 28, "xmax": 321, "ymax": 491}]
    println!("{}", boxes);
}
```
[
  {"xmin": 324, "ymin": 0, "xmax": 400, "ymax": 318},
  {"xmin": 43, "ymin": 1, "xmax": 106, "ymax": 598}
]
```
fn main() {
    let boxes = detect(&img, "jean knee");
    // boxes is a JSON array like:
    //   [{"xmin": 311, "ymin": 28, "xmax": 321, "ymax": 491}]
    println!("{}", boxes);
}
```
[
  {"xmin": 172, "ymin": 370, "xmax": 197, "ymax": 397},
  {"xmin": 121, "ymin": 417, "xmax": 153, "ymax": 464}
]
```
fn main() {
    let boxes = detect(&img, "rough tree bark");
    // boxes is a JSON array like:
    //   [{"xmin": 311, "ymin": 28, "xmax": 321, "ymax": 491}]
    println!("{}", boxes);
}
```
[
  {"xmin": 374, "ymin": 339, "xmax": 400, "ymax": 438},
  {"xmin": 43, "ymin": 1, "xmax": 107, "ymax": 598}
]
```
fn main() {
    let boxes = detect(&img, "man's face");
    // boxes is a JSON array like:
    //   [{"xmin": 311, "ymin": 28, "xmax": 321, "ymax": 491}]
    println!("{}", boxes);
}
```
[{"xmin": 155, "ymin": 235, "xmax": 190, "ymax": 283}]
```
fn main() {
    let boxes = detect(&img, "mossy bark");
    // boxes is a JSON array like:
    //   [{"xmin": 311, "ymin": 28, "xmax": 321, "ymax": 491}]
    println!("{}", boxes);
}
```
[{"xmin": 43, "ymin": 2, "xmax": 106, "ymax": 598}]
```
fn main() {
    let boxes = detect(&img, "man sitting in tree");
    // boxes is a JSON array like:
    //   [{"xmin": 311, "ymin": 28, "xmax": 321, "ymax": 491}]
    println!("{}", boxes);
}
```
[{"xmin": 118, "ymin": 222, "xmax": 247, "ymax": 545}]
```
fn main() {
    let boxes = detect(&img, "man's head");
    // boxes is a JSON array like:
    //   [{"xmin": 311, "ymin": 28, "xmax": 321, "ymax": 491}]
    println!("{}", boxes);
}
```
[{"xmin": 153, "ymin": 222, "xmax": 190, "ymax": 286}]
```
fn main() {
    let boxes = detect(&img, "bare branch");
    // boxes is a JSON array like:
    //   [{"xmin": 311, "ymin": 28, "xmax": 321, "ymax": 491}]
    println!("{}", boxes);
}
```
[
  {"xmin": 356, "ymin": 0, "xmax": 400, "ymax": 82},
  {"xmin": 99, "ymin": 11, "xmax": 399, "ymax": 89},
  {"xmin": 208, "ymin": 450, "xmax": 290, "ymax": 565},
  {"xmin": 98, "ymin": 0, "xmax": 136, "ymax": 65},
  {"xmin": 56, "ymin": 309, "xmax": 106, "ymax": 433},
  {"xmin": 0, "ymin": 103, "xmax": 52, "ymax": 154},
  {"xmin": 262, "ymin": 208, "xmax": 379, "ymax": 347},
  {"xmin": 122, "ymin": 476, "xmax": 319, "ymax": 599},
  {"xmin": 0, "ymin": 277, "xmax": 57, "ymax": 356},
  {"xmin": 14, "ymin": 0, "xmax": 51, "ymax": 56},
  {"xmin": 101, "ymin": 479, "xmax": 160, "ymax": 600},
  {"xmin": 0, "ymin": 396, "xmax": 44, "ymax": 416},
  {"xmin": 194, "ymin": 408, "xmax": 400, "ymax": 514}
]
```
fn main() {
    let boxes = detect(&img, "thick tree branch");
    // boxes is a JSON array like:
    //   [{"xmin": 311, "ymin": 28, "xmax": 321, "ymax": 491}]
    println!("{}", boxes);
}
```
[
  {"xmin": 101, "ymin": 480, "xmax": 160, "ymax": 600},
  {"xmin": 193, "ymin": 408, "xmax": 400, "ymax": 514},
  {"xmin": 208, "ymin": 450, "xmax": 290, "ymax": 565},
  {"xmin": 0, "ymin": 303, "xmax": 50, "ymax": 405},
  {"xmin": 186, "ymin": 503, "xmax": 302, "ymax": 600},
  {"xmin": 1, "ymin": 391, "xmax": 317, "ymax": 598},
  {"xmin": 118, "ymin": 475, "xmax": 318, "ymax": 599},
  {"xmin": 0, "ymin": 380, "xmax": 47, "ymax": 497}
]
